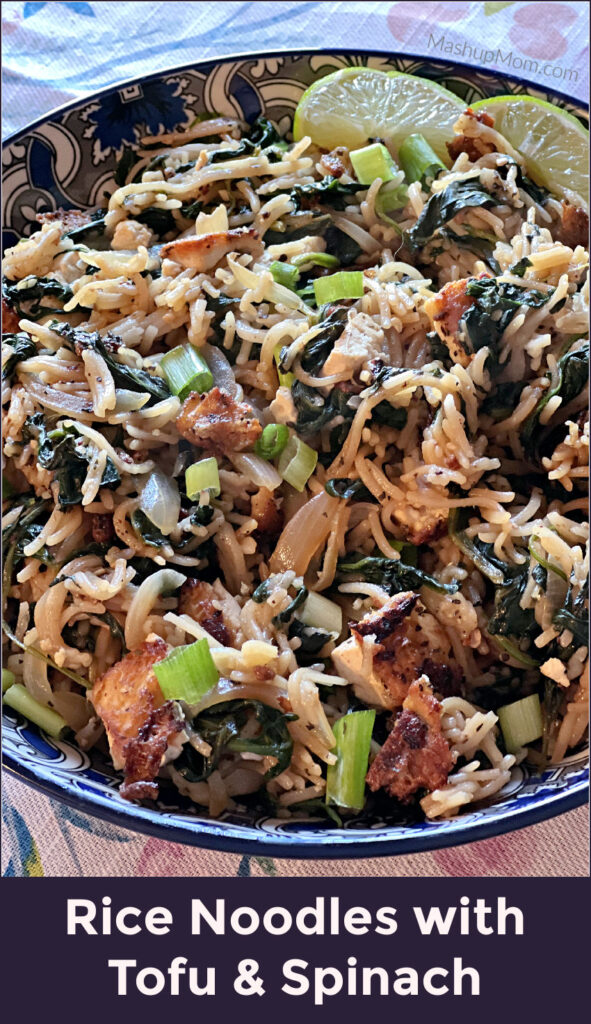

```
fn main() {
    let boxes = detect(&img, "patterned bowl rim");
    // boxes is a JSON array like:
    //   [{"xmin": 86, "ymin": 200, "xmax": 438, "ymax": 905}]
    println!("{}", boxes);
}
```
[
  {"xmin": 2, "ymin": 46, "xmax": 588, "ymax": 857},
  {"xmin": 2, "ymin": 44, "xmax": 588, "ymax": 149}
]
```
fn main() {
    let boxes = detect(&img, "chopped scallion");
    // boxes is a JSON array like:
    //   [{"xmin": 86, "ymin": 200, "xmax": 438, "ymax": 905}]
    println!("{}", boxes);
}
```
[
  {"xmin": 274, "ymin": 343, "xmax": 295, "ymax": 388},
  {"xmin": 270, "ymin": 261, "xmax": 300, "ymax": 290},
  {"xmin": 492, "ymin": 635, "xmax": 540, "ymax": 668},
  {"xmin": 292, "ymin": 252, "xmax": 339, "ymax": 269},
  {"xmin": 350, "ymin": 142, "xmax": 398, "ymax": 185},
  {"xmin": 326, "ymin": 709, "xmax": 376, "ymax": 810},
  {"xmin": 313, "ymin": 270, "xmax": 364, "ymax": 306},
  {"xmin": 160, "ymin": 344, "xmax": 213, "ymax": 401},
  {"xmin": 374, "ymin": 180, "xmax": 408, "ymax": 229},
  {"xmin": 185, "ymin": 457, "xmax": 220, "ymax": 499},
  {"xmin": 398, "ymin": 133, "xmax": 446, "ymax": 188},
  {"xmin": 3, "ymin": 683, "xmax": 68, "ymax": 738},
  {"xmin": 528, "ymin": 535, "xmax": 568, "ymax": 581},
  {"xmin": 254, "ymin": 423, "xmax": 290, "ymax": 460},
  {"xmin": 153, "ymin": 637, "xmax": 219, "ymax": 703},
  {"xmin": 2, "ymin": 668, "xmax": 16, "ymax": 693},
  {"xmin": 498, "ymin": 694, "xmax": 543, "ymax": 753},
  {"xmin": 278, "ymin": 436, "xmax": 318, "ymax": 491}
]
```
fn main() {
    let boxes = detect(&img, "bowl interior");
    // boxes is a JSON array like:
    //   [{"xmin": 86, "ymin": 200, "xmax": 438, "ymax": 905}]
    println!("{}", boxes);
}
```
[{"xmin": 2, "ymin": 49, "xmax": 588, "ymax": 856}]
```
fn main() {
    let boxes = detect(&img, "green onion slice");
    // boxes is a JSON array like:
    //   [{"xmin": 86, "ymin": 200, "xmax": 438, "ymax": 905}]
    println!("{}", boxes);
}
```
[
  {"xmin": 254, "ymin": 423, "xmax": 290, "ymax": 460},
  {"xmin": 398, "ymin": 133, "xmax": 446, "ymax": 188},
  {"xmin": 326, "ymin": 709, "xmax": 376, "ymax": 810},
  {"xmin": 270, "ymin": 261, "xmax": 300, "ymax": 290},
  {"xmin": 2, "ymin": 668, "xmax": 16, "ymax": 693},
  {"xmin": 529, "ymin": 535, "xmax": 568, "ymax": 581},
  {"xmin": 4, "ymin": 683, "xmax": 68, "ymax": 738},
  {"xmin": 274, "ymin": 343, "xmax": 295, "ymax": 388},
  {"xmin": 278, "ymin": 436, "xmax": 318, "ymax": 491},
  {"xmin": 498, "ymin": 694, "xmax": 543, "ymax": 753},
  {"xmin": 185, "ymin": 457, "xmax": 220, "ymax": 499},
  {"xmin": 160, "ymin": 344, "xmax": 213, "ymax": 401},
  {"xmin": 313, "ymin": 271, "xmax": 364, "ymax": 306},
  {"xmin": 374, "ymin": 180, "xmax": 408, "ymax": 230},
  {"xmin": 292, "ymin": 252, "xmax": 339, "ymax": 270},
  {"xmin": 153, "ymin": 637, "xmax": 219, "ymax": 703},
  {"xmin": 350, "ymin": 142, "xmax": 398, "ymax": 185},
  {"xmin": 492, "ymin": 635, "xmax": 540, "ymax": 668}
]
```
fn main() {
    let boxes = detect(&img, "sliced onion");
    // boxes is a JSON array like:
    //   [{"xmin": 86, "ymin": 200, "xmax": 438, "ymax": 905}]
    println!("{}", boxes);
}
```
[
  {"xmin": 230, "ymin": 452, "xmax": 282, "ymax": 491},
  {"xmin": 113, "ymin": 389, "xmax": 151, "ymax": 413},
  {"xmin": 139, "ymin": 468, "xmax": 181, "ymax": 536},
  {"xmin": 270, "ymin": 492, "xmax": 339, "ymax": 575},
  {"xmin": 125, "ymin": 568, "xmax": 186, "ymax": 651},
  {"xmin": 545, "ymin": 566, "xmax": 569, "ymax": 614},
  {"xmin": 202, "ymin": 342, "xmax": 242, "ymax": 401},
  {"xmin": 21, "ymin": 376, "xmax": 96, "ymax": 420},
  {"xmin": 50, "ymin": 691, "xmax": 94, "ymax": 731}
]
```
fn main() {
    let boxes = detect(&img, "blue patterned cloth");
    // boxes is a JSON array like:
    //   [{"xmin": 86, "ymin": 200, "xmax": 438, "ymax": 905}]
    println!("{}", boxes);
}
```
[{"xmin": 2, "ymin": 1, "xmax": 588, "ymax": 138}]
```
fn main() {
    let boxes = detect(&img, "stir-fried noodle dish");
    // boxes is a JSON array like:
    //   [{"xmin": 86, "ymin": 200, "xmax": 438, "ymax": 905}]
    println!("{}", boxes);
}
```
[{"xmin": 2, "ymin": 84, "xmax": 589, "ymax": 824}]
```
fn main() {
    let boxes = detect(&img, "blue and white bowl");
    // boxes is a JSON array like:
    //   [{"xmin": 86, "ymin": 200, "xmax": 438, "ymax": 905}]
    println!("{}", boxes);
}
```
[{"xmin": 2, "ymin": 49, "xmax": 588, "ymax": 857}]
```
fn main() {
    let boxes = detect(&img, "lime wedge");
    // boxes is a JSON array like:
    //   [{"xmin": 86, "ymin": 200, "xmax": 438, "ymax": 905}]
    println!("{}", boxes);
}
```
[
  {"xmin": 293, "ymin": 68, "xmax": 464, "ymax": 164},
  {"xmin": 472, "ymin": 95, "xmax": 589, "ymax": 206}
]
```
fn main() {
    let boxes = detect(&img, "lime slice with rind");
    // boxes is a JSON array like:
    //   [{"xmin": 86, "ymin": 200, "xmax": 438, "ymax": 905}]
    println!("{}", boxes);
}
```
[
  {"xmin": 293, "ymin": 67, "xmax": 464, "ymax": 164},
  {"xmin": 472, "ymin": 95, "xmax": 589, "ymax": 206}
]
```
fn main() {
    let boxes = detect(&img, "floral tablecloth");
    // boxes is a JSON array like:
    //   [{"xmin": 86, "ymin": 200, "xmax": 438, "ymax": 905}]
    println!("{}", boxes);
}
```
[{"xmin": 2, "ymin": 1, "xmax": 589, "ymax": 877}]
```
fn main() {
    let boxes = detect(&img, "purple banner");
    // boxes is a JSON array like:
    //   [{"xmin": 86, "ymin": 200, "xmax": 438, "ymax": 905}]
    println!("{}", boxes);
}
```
[{"xmin": 3, "ymin": 877, "xmax": 588, "ymax": 1020}]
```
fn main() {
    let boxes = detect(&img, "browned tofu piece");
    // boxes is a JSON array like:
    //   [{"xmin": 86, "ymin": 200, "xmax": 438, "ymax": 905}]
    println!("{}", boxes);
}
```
[
  {"xmin": 36, "ymin": 207, "xmax": 91, "ymax": 232},
  {"xmin": 160, "ymin": 227, "xmax": 263, "ymax": 272},
  {"xmin": 424, "ymin": 278, "xmax": 475, "ymax": 367},
  {"xmin": 446, "ymin": 107, "xmax": 495, "ymax": 162},
  {"xmin": 366, "ymin": 677, "xmax": 453, "ymax": 802},
  {"xmin": 332, "ymin": 592, "xmax": 461, "ymax": 710},
  {"xmin": 557, "ymin": 201, "xmax": 589, "ymax": 249},
  {"xmin": 176, "ymin": 386, "xmax": 262, "ymax": 455},
  {"xmin": 2, "ymin": 297, "xmax": 21, "ymax": 333},
  {"xmin": 90, "ymin": 513, "xmax": 114, "ymax": 544},
  {"xmin": 91, "ymin": 637, "xmax": 183, "ymax": 801},
  {"xmin": 251, "ymin": 486, "xmax": 283, "ymax": 543},
  {"xmin": 178, "ymin": 578, "xmax": 233, "ymax": 646}
]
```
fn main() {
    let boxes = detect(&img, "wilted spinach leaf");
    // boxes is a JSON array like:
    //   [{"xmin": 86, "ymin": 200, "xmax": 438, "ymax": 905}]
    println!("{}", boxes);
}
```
[
  {"xmin": 481, "ymin": 381, "xmax": 526, "ymax": 421},
  {"xmin": 300, "ymin": 306, "xmax": 348, "ymax": 374},
  {"xmin": 131, "ymin": 509, "xmax": 167, "ymax": 548},
  {"xmin": 23, "ymin": 413, "xmax": 120, "ymax": 509},
  {"xmin": 553, "ymin": 582, "xmax": 589, "ymax": 646},
  {"xmin": 135, "ymin": 207, "xmax": 176, "ymax": 237},
  {"xmin": 63, "ymin": 209, "xmax": 107, "ymax": 244},
  {"xmin": 463, "ymin": 277, "xmax": 553, "ymax": 366},
  {"xmin": 289, "ymin": 176, "xmax": 365, "ymax": 212},
  {"xmin": 407, "ymin": 179, "xmax": 498, "ymax": 249},
  {"xmin": 1, "ymin": 332, "xmax": 37, "ymax": 382},
  {"xmin": 437, "ymin": 228, "xmax": 501, "ymax": 273},
  {"xmin": 3, "ymin": 277, "xmax": 73, "ymax": 321},
  {"xmin": 509, "ymin": 257, "xmax": 532, "ymax": 278},
  {"xmin": 337, "ymin": 554, "xmax": 458, "ymax": 595},
  {"xmin": 49, "ymin": 321, "xmax": 171, "ymax": 405},
  {"xmin": 325, "ymin": 477, "xmax": 373, "ymax": 501},
  {"xmin": 176, "ymin": 699, "xmax": 296, "ymax": 782},
  {"xmin": 487, "ymin": 564, "xmax": 537, "ymax": 639},
  {"xmin": 114, "ymin": 145, "xmax": 138, "ymax": 187},
  {"xmin": 291, "ymin": 381, "xmax": 355, "ymax": 444},
  {"xmin": 323, "ymin": 224, "xmax": 362, "ymax": 265},
  {"xmin": 521, "ymin": 341, "xmax": 589, "ymax": 453},
  {"xmin": 287, "ymin": 618, "xmax": 332, "ymax": 661}
]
